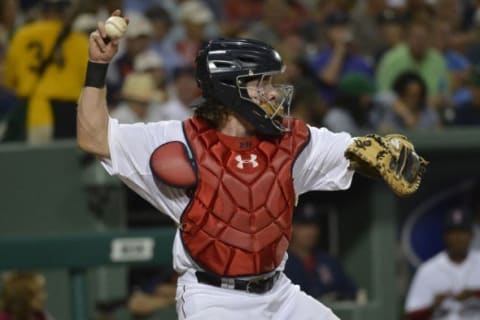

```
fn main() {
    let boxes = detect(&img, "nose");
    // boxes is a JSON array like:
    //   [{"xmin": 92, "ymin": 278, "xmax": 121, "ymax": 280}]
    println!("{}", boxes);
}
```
[{"xmin": 266, "ymin": 86, "xmax": 279, "ymax": 101}]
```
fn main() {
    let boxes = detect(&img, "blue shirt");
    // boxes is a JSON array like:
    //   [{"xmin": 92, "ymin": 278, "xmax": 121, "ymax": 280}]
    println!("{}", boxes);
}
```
[
  {"xmin": 309, "ymin": 49, "xmax": 374, "ymax": 103},
  {"xmin": 445, "ymin": 50, "xmax": 470, "ymax": 72},
  {"xmin": 284, "ymin": 251, "xmax": 357, "ymax": 300}
]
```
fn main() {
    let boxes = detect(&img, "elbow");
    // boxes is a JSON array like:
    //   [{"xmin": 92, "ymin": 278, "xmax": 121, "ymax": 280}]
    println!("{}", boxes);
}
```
[
  {"xmin": 76, "ymin": 125, "xmax": 94, "ymax": 153},
  {"xmin": 76, "ymin": 134, "xmax": 91, "ymax": 153},
  {"xmin": 76, "ymin": 114, "xmax": 110, "ymax": 158},
  {"xmin": 76, "ymin": 128, "xmax": 110, "ymax": 158}
]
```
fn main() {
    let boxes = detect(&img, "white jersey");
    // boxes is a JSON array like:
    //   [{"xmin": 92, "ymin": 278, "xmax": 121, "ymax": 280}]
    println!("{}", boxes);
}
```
[
  {"xmin": 471, "ymin": 224, "xmax": 480, "ymax": 250},
  {"xmin": 101, "ymin": 118, "xmax": 354, "ymax": 275},
  {"xmin": 405, "ymin": 251, "xmax": 480, "ymax": 320}
]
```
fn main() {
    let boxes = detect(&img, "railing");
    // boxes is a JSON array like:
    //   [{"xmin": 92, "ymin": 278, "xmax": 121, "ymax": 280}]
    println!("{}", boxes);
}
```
[{"xmin": 0, "ymin": 228, "xmax": 176, "ymax": 320}]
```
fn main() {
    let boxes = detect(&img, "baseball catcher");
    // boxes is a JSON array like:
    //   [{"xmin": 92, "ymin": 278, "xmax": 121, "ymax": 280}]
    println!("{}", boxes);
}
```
[{"xmin": 78, "ymin": 10, "xmax": 427, "ymax": 320}]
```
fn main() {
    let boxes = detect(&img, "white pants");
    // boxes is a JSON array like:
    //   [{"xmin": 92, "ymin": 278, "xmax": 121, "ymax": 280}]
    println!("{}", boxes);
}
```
[{"xmin": 176, "ymin": 269, "xmax": 340, "ymax": 320}]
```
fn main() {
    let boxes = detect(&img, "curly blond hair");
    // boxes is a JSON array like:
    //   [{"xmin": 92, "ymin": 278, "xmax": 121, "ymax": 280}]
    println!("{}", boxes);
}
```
[{"xmin": 0, "ymin": 272, "xmax": 45, "ymax": 320}]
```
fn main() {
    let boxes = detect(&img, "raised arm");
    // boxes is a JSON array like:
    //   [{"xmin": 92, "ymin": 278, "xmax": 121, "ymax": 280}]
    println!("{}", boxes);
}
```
[{"xmin": 77, "ymin": 10, "xmax": 124, "ymax": 158}]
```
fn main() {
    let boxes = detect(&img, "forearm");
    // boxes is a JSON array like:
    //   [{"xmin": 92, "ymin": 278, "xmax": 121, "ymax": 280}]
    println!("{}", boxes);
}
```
[
  {"xmin": 77, "ymin": 85, "xmax": 110, "ymax": 158},
  {"xmin": 77, "ymin": 10, "xmax": 123, "ymax": 158},
  {"xmin": 392, "ymin": 99, "xmax": 416, "ymax": 128},
  {"xmin": 319, "ymin": 47, "xmax": 346, "ymax": 85}
]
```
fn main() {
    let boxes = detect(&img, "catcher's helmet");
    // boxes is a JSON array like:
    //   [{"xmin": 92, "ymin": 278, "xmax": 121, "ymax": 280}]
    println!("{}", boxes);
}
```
[{"xmin": 195, "ymin": 38, "xmax": 293, "ymax": 135}]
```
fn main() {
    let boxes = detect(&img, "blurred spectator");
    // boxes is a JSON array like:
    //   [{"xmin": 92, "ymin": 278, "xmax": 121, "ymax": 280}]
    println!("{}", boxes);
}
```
[
  {"xmin": 290, "ymin": 80, "xmax": 326, "ymax": 128},
  {"xmin": 71, "ymin": 13, "xmax": 97, "ymax": 36},
  {"xmin": 123, "ymin": 0, "xmax": 164, "ymax": 13},
  {"xmin": 150, "ymin": 66, "xmax": 197, "ymax": 122},
  {"xmin": 374, "ymin": 8, "xmax": 407, "ymax": 63},
  {"xmin": 0, "ymin": 272, "xmax": 52, "ymax": 320},
  {"xmin": 404, "ymin": 208, "xmax": 480, "ymax": 320},
  {"xmin": 221, "ymin": 0, "xmax": 264, "ymax": 37},
  {"xmin": 405, "ymin": 0, "xmax": 434, "ymax": 25},
  {"xmin": 376, "ymin": 21, "xmax": 449, "ymax": 102},
  {"xmin": 223, "ymin": 0, "xmax": 263, "ymax": 25},
  {"xmin": 434, "ymin": 0, "xmax": 463, "ymax": 30},
  {"xmin": 309, "ymin": 11, "xmax": 374, "ymax": 104},
  {"xmin": 110, "ymin": 72, "xmax": 161, "ymax": 124},
  {"xmin": 454, "ymin": 69, "xmax": 480, "ymax": 126},
  {"xmin": 2, "ymin": 0, "xmax": 88, "ymax": 143},
  {"xmin": 107, "ymin": 12, "xmax": 153, "ymax": 106},
  {"xmin": 244, "ymin": 0, "xmax": 306, "ymax": 46},
  {"xmin": 350, "ymin": 0, "xmax": 387, "ymax": 59},
  {"xmin": 431, "ymin": 19, "xmax": 472, "ymax": 108},
  {"xmin": 133, "ymin": 50, "xmax": 167, "ymax": 102},
  {"xmin": 127, "ymin": 267, "xmax": 176, "ymax": 318},
  {"xmin": 176, "ymin": 0, "xmax": 214, "ymax": 66},
  {"xmin": 144, "ymin": 5, "xmax": 181, "ymax": 81},
  {"xmin": 0, "ymin": 0, "xmax": 19, "ymax": 46},
  {"xmin": 284, "ymin": 200, "xmax": 357, "ymax": 302},
  {"xmin": 276, "ymin": 34, "xmax": 308, "ymax": 84},
  {"xmin": 301, "ymin": 0, "xmax": 349, "ymax": 46},
  {"xmin": 324, "ymin": 73, "xmax": 376, "ymax": 134},
  {"xmin": 374, "ymin": 71, "xmax": 440, "ymax": 132},
  {"xmin": 434, "ymin": 0, "xmax": 477, "ymax": 54},
  {"xmin": 0, "ymin": 45, "xmax": 18, "ymax": 139},
  {"xmin": 91, "ymin": 0, "xmax": 123, "ymax": 22}
]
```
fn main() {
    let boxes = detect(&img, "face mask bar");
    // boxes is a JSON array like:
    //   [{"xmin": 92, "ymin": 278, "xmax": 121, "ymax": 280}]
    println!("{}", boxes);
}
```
[{"xmin": 236, "ymin": 72, "xmax": 294, "ymax": 133}]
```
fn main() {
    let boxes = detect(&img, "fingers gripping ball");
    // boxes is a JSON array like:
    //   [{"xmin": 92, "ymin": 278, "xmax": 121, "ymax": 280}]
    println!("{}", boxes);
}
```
[
  {"xmin": 105, "ymin": 16, "xmax": 127, "ymax": 40},
  {"xmin": 345, "ymin": 134, "xmax": 429, "ymax": 197}
]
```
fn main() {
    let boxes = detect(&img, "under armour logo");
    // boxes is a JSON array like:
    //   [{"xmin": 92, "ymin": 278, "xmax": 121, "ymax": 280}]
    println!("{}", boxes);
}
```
[{"xmin": 235, "ymin": 154, "xmax": 258, "ymax": 169}]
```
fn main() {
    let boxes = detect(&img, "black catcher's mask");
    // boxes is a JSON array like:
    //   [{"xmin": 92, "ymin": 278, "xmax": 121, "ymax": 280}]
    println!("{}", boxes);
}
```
[{"xmin": 195, "ymin": 38, "xmax": 293, "ymax": 136}]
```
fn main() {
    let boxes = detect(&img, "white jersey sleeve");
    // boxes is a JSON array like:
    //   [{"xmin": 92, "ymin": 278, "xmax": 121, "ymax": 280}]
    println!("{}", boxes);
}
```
[
  {"xmin": 101, "ymin": 117, "xmax": 190, "ymax": 224},
  {"xmin": 293, "ymin": 125, "xmax": 355, "ymax": 195},
  {"xmin": 405, "ymin": 263, "xmax": 437, "ymax": 312}
]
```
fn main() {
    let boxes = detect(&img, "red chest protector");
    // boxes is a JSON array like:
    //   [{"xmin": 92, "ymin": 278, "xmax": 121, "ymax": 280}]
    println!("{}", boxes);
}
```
[{"xmin": 181, "ymin": 118, "xmax": 310, "ymax": 277}]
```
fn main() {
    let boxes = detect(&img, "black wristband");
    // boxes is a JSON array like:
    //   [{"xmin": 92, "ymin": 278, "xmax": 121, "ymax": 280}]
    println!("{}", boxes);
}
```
[{"xmin": 84, "ymin": 61, "xmax": 109, "ymax": 88}]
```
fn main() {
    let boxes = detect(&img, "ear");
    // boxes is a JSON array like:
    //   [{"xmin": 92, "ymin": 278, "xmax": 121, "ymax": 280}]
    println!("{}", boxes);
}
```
[{"xmin": 150, "ymin": 141, "xmax": 197, "ymax": 188}]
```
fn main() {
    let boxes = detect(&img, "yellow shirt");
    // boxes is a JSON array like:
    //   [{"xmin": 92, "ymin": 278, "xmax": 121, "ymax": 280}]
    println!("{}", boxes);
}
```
[{"xmin": 4, "ymin": 20, "xmax": 88, "ymax": 129}]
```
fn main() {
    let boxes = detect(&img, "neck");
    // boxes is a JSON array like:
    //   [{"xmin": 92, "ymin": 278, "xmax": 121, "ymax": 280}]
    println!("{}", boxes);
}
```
[
  {"xmin": 409, "ymin": 49, "xmax": 425, "ymax": 62},
  {"xmin": 219, "ymin": 114, "xmax": 255, "ymax": 137},
  {"xmin": 448, "ymin": 251, "xmax": 468, "ymax": 264}
]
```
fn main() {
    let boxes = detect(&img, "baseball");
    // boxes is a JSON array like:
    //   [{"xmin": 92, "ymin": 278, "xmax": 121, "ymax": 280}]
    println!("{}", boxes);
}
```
[{"xmin": 104, "ymin": 16, "xmax": 127, "ymax": 40}]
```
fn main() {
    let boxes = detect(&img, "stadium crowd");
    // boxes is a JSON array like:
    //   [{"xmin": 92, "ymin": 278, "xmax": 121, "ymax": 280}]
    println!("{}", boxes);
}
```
[{"xmin": 0, "ymin": 0, "xmax": 480, "ymax": 143}]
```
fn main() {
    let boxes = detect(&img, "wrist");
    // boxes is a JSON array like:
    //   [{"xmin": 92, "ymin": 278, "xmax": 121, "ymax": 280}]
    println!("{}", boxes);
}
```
[{"xmin": 84, "ymin": 61, "xmax": 109, "ymax": 88}]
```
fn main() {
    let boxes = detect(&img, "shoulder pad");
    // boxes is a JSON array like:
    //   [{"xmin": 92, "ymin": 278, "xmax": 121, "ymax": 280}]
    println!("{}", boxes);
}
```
[{"xmin": 150, "ymin": 141, "xmax": 197, "ymax": 188}]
